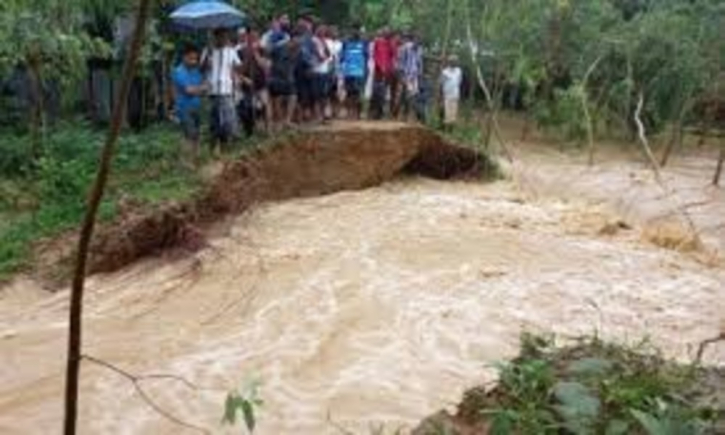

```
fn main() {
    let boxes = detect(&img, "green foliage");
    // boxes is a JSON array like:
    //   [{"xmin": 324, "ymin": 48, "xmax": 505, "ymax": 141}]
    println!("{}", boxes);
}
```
[
  {"xmin": 0, "ymin": 123, "xmax": 201, "ymax": 280},
  {"xmin": 409, "ymin": 0, "xmax": 725, "ymax": 140},
  {"xmin": 0, "ymin": 0, "xmax": 113, "ymax": 87},
  {"xmin": 479, "ymin": 335, "xmax": 713, "ymax": 435},
  {"xmin": 223, "ymin": 380, "xmax": 263, "ymax": 434},
  {"xmin": 534, "ymin": 87, "xmax": 588, "ymax": 141}
]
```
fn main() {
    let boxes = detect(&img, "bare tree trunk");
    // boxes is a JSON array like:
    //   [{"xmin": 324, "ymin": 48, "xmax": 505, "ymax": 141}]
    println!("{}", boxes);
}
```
[
  {"xmin": 434, "ymin": 0, "xmax": 454, "ymax": 122},
  {"xmin": 63, "ymin": 0, "xmax": 152, "ymax": 433},
  {"xmin": 634, "ymin": 93, "xmax": 663, "ymax": 181},
  {"xmin": 635, "ymin": 92, "xmax": 699, "ymax": 241},
  {"xmin": 464, "ymin": 0, "xmax": 512, "ymax": 162},
  {"xmin": 713, "ymin": 147, "xmax": 725, "ymax": 187},
  {"xmin": 625, "ymin": 52, "xmax": 635, "ymax": 141},
  {"xmin": 582, "ymin": 54, "xmax": 604, "ymax": 167},
  {"xmin": 661, "ymin": 97, "xmax": 691, "ymax": 167},
  {"xmin": 27, "ymin": 52, "xmax": 45, "ymax": 159}
]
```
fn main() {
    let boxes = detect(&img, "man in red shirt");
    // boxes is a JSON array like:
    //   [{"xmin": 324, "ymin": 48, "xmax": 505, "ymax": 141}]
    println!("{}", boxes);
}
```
[{"xmin": 371, "ymin": 28, "xmax": 394, "ymax": 119}]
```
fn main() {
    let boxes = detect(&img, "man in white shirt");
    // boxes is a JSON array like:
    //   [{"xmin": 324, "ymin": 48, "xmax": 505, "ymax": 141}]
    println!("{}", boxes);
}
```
[
  {"xmin": 202, "ymin": 29, "xmax": 242, "ymax": 149},
  {"xmin": 440, "ymin": 55, "xmax": 463, "ymax": 128}
]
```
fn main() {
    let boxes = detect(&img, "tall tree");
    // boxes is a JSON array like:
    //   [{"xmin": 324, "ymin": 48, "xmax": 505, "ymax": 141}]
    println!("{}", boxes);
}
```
[{"xmin": 63, "ymin": 0, "xmax": 153, "ymax": 433}]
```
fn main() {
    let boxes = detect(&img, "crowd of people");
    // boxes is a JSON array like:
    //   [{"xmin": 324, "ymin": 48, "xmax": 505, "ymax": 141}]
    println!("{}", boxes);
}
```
[{"xmin": 172, "ymin": 14, "xmax": 464, "ymax": 160}]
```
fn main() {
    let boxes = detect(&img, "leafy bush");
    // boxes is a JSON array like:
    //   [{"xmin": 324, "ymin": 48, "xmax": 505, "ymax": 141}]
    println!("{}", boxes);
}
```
[
  {"xmin": 0, "ymin": 122, "xmax": 200, "ymax": 280},
  {"xmin": 478, "ymin": 334, "xmax": 714, "ymax": 435},
  {"xmin": 534, "ymin": 88, "xmax": 588, "ymax": 142},
  {"xmin": 0, "ymin": 132, "xmax": 33, "ymax": 177}
]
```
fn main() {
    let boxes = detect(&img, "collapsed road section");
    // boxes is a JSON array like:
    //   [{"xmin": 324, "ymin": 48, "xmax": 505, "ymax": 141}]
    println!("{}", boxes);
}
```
[{"xmin": 88, "ymin": 122, "xmax": 493, "ymax": 274}]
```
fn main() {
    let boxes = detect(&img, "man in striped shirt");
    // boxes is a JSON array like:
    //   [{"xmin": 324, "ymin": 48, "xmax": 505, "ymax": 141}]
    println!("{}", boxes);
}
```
[
  {"xmin": 202, "ymin": 29, "xmax": 242, "ymax": 151},
  {"xmin": 397, "ymin": 33, "xmax": 424, "ymax": 121}
]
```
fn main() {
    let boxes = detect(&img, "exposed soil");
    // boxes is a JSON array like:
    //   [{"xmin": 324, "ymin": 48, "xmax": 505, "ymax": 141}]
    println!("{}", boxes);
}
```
[{"xmin": 88, "ymin": 122, "xmax": 491, "ymax": 274}]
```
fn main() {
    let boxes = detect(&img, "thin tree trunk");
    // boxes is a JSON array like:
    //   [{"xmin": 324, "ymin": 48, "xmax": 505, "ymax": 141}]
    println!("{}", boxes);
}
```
[
  {"xmin": 435, "ymin": 0, "xmax": 454, "ymax": 122},
  {"xmin": 27, "ymin": 53, "xmax": 45, "ymax": 159},
  {"xmin": 582, "ymin": 54, "xmax": 604, "ymax": 167},
  {"xmin": 625, "ymin": 51, "xmax": 635, "ymax": 141},
  {"xmin": 464, "ymin": 0, "xmax": 512, "ymax": 162},
  {"xmin": 635, "ymin": 91, "xmax": 699, "ymax": 241},
  {"xmin": 486, "ymin": 63, "xmax": 506, "ymax": 149},
  {"xmin": 713, "ymin": 147, "xmax": 725, "ymax": 186},
  {"xmin": 634, "ymin": 93, "xmax": 662, "ymax": 181},
  {"xmin": 63, "ymin": 0, "xmax": 152, "ymax": 433},
  {"xmin": 660, "ymin": 99, "xmax": 689, "ymax": 168}
]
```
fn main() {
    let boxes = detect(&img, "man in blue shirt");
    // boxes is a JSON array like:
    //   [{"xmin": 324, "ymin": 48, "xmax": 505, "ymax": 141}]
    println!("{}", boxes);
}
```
[
  {"xmin": 173, "ymin": 43, "xmax": 208, "ymax": 163},
  {"xmin": 340, "ymin": 25, "xmax": 368, "ymax": 119}
]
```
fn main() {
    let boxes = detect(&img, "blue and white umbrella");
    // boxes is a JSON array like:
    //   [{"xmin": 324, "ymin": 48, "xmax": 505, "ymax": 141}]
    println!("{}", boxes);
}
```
[{"xmin": 170, "ymin": 0, "xmax": 246, "ymax": 30}]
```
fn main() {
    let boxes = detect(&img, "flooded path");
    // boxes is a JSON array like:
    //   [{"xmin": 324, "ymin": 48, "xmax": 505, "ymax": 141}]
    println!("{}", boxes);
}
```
[{"xmin": 1, "ymin": 178, "xmax": 724, "ymax": 434}]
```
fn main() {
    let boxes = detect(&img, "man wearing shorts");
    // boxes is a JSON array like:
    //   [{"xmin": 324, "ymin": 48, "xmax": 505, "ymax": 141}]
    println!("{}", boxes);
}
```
[
  {"xmin": 341, "ymin": 26, "xmax": 368, "ymax": 119},
  {"xmin": 269, "ymin": 35, "xmax": 299, "ymax": 128},
  {"xmin": 172, "ymin": 43, "xmax": 207, "ymax": 163},
  {"xmin": 295, "ymin": 19, "xmax": 319, "ymax": 122}
]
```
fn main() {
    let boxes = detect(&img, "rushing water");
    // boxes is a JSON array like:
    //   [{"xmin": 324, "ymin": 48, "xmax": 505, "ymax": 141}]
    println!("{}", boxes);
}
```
[{"xmin": 1, "ymin": 178, "xmax": 723, "ymax": 434}]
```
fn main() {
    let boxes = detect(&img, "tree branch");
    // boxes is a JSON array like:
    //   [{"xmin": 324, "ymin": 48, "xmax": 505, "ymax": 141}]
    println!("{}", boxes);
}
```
[
  {"xmin": 634, "ymin": 92, "xmax": 701, "ymax": 247},
  {"xmin": 82, "ymin": 355, "xmax": 212, "ymax": 434},
  {"xmin": 695, "ymin": 333, "xmax": 725, "ymax": 364},
  {"xmin": 634, "ymin": 93, "xmax": 663, "ymax": 183}
]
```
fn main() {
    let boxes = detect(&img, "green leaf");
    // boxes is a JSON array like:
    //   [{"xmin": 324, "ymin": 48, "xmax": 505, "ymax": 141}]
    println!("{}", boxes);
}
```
[
  {"xmin": 567, "ymin": 358, "xmax": 614, "ymax": 377},
  {"xmin": 605, "ymin": 419, "xmax": 631, "ymax": 435},
  {"xmin": 241, "ymin": 399, "xmax": 256, "ymax": 433},
  {"xmin": 222, "ymin": 393, "xmax": 239, "ymax": 425},
  {"xmin": 490, "ymin": 409, "xmax": 517, "ymax": 435},
  {"xmin": 554, "ymin": 381, "xmax": 601, "ymax": 435},
  {"xmin": 554, "ymin": 382, "xmax": 601, "ymax": 417},
  {"xmin": 631, "ymin": 409, "xmax": 668, "ymax": 435}
]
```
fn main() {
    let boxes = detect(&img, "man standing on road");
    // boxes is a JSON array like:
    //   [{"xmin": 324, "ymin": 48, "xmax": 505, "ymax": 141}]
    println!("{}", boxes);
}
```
[
  {"xmin": 397, "ymin": 33, "xmax": 424, "ymax": 122},
  {"xmin": 203, "ymin": 28, "xmax": 242, "ymax": 152},
  {"xmin": 440, "ymin": 55, "xmax": 463, "ymax": 129},
  {"xmin": 340, "ymin": 25, "xmax": 368, "ymax": 119},
  {"xmin": 370, "ymin": 28, "xmax": 394, "ymax": 119},
  {"xmin": 172, "ymin": 43, "xmax": 208, "ymax": 164},
  {"xmin": 295, "ymin": 18, "xmax": 320, "ymax": 122},
  {"xmin": 269, "ymin": 30, "xmax": 300, "ymax": 129}
]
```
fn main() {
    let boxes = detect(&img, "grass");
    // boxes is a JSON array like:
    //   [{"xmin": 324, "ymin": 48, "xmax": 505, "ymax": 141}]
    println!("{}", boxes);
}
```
[
  {"xmin": 416, "ymin": 333, "xmax": 721, "ymax": 435},
  {"xmin": 0, "ymin": 121, "xmax": 204, "ymax": 281}
]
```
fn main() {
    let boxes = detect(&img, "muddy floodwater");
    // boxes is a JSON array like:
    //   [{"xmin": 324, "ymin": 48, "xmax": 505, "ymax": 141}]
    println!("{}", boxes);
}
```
[{"xmin": 1, "ymin": 178, "xmax": 724, "ymax": 434}]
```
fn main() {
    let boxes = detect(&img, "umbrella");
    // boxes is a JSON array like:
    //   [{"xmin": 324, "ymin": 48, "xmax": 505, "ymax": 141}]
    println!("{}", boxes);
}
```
[{"xmin": 170, "ymin": 0, "xmax": 246, "ymax": 30}]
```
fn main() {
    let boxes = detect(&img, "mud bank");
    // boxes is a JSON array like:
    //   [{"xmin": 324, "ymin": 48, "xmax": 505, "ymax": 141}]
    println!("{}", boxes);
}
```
[{"xmin": 89, "ymin": 123, "xmax": 491, "ymax": 274}]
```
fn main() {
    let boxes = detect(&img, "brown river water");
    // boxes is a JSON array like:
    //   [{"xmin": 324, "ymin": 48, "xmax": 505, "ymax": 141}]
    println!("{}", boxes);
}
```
[{"xmin": 1, "ymin": 176, "xmax": 724, "ymax": 434}]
